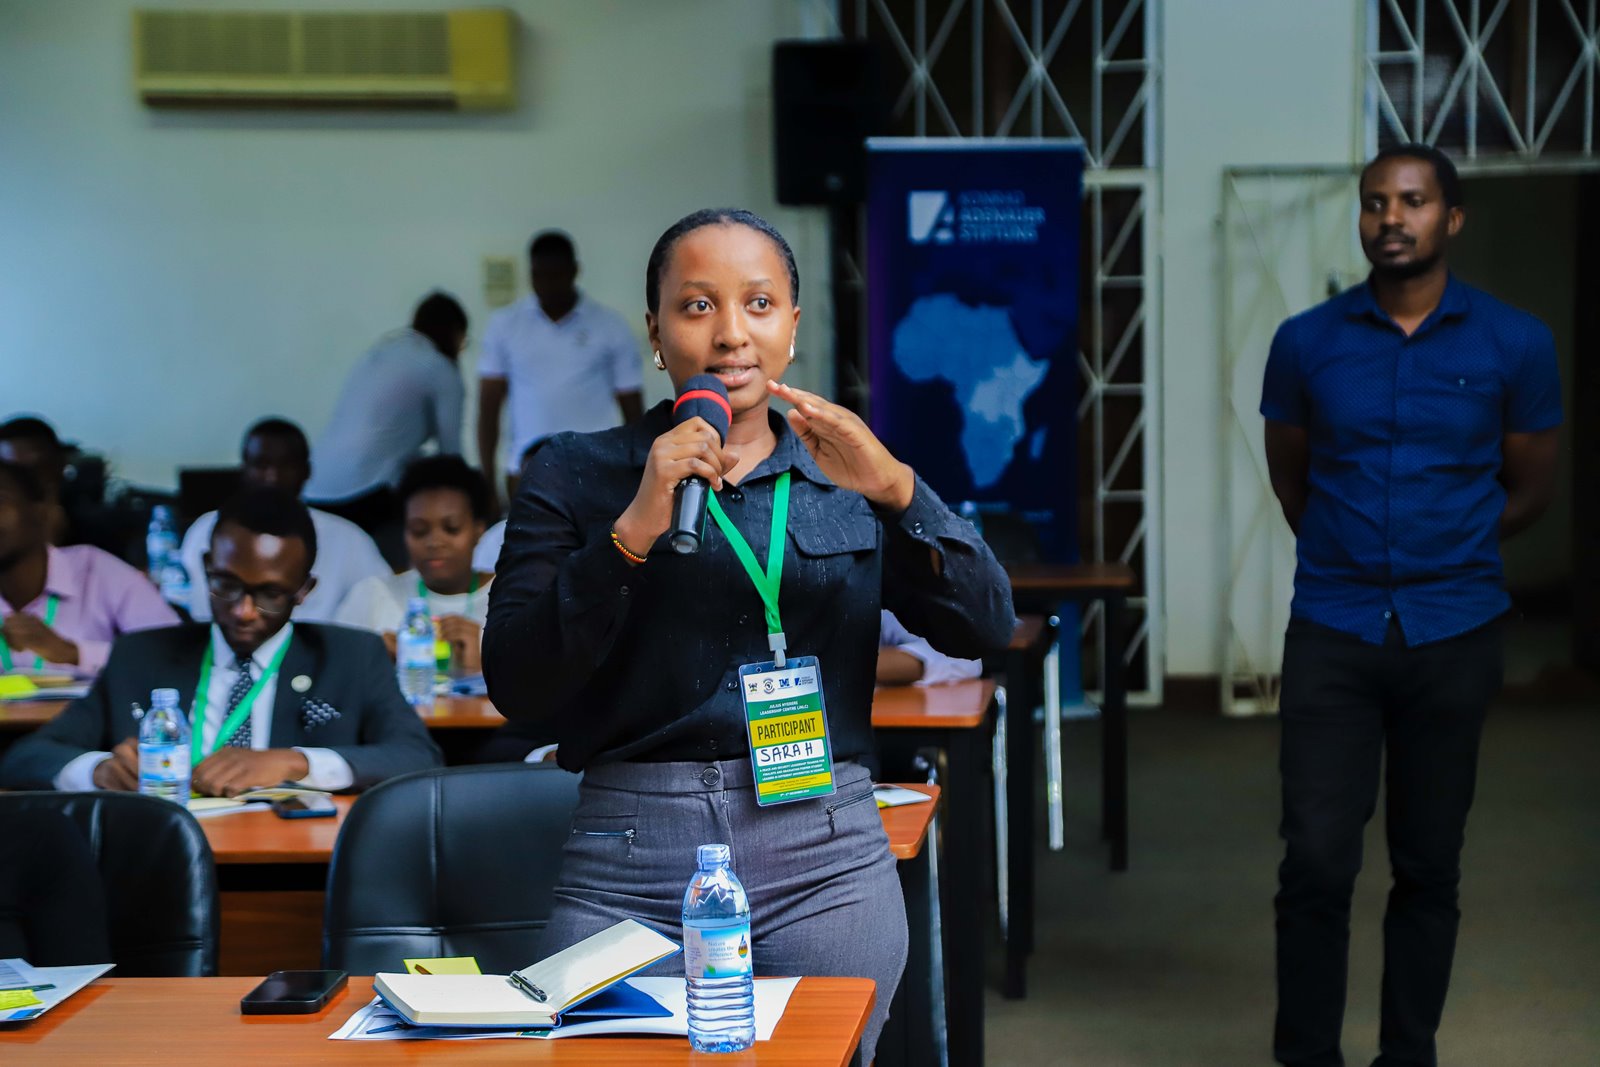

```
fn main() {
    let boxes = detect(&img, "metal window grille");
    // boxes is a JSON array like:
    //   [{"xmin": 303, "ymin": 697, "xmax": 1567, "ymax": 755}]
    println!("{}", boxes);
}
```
[{"xmin": 806, "ymin": 0, "xmax": 1164, "ymax": 700}]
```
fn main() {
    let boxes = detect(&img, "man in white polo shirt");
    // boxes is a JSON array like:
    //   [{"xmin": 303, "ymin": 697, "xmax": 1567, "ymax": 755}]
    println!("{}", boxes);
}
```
[
  {"xmin": 180, "ymin": 419, "xmax": 390, "ymax": 624},
  {"xmin": 476, "ymin": 230, "xmax": 644, "ymax": 514}
]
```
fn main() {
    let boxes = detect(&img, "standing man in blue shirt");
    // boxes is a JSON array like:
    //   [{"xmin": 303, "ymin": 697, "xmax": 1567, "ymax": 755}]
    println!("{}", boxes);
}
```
[{"xmin": 1261, "ymin": 143, "xmax": 1562, "ymax": 1067}]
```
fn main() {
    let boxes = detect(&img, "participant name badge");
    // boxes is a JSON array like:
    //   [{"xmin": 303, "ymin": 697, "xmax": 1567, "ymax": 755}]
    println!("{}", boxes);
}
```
[{"xmin": 738, "ymin": 655, "xmax": 835, "ymax": 806}]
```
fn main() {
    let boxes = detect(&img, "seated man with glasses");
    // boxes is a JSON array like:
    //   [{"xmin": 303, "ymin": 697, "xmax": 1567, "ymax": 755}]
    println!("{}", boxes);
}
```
[{"xmin": 0, "ymin": 486, "xmax": 443, "ymax": 795}]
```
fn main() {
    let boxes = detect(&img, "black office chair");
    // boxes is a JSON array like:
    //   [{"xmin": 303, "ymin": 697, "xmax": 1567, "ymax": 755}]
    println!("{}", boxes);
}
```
[
  {"xmin": 0, "ymin": 792, "xmax": 220, "ymax": 976},
  {"xmin": 321, "ymin": 762, "xmax": 580, "ymax": 974}
]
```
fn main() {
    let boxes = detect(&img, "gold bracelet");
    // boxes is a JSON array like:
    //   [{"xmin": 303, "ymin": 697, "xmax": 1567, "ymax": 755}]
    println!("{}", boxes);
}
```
[{"xmin": 610, "ymin": 528, "xmax": 648, "ymax": 565}]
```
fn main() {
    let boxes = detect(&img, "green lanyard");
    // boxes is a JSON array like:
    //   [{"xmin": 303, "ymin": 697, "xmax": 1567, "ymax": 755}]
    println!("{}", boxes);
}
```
[
  {"xmin": 706, "ymin": 472, "xmax": 791, "ymax": 667},
  {"xmin": 416, "ymin": 573, "xmax": 478, "ymax": 606},
  {"xmin": 0, "ymin": 595, "xmax": 59, "ymax": 671},
  {"xmin": 189, "ymin": 631, "xmax": 294, "ymax": 765}
]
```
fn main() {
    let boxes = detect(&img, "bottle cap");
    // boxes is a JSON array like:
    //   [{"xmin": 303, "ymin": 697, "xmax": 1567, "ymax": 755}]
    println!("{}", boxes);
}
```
[
  {"xmin": 406, "ymin": 596, "xmax": 429, "ymax": 613},
  {"xmin": 150, "ymin": 687, "xmax": 180, "ymax": 708},
  {"xmin": 696, "ymin": 843, "xmax": 731, "ymax": 869}
]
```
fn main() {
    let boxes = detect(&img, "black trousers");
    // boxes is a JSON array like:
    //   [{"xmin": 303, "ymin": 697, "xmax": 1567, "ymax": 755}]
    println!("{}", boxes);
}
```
[{"xmin": 1274, "ymin": 616, "xmax": 1502, "ymax": 1067}]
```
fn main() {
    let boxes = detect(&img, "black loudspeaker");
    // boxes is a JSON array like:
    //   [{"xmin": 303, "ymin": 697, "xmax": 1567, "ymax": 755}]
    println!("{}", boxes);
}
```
[{"xmin": 772, "ymin": 41, "xmax": 887, "ymax": 206}]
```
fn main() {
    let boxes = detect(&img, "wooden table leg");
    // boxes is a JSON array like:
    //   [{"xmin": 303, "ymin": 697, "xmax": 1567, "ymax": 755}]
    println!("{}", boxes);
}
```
[
  {"xmin": 1003, "ymin": 637, "xmax": 1044, "ymax": 999},
  {"xmin": 1102, "ymin": 592, "xmax": 1129, "ymax": 872},
  {"xmin": 938, "ymin": 725, "xmax": 988, "ymax": 1067}
]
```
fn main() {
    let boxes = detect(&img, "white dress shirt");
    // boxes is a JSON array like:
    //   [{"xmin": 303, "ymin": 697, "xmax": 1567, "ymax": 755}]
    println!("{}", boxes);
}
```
[
  {"xmin": 181, "ymin": 508, "xmax": 391, "ymax": 624},
  {"xmin": 472, "ymin": 520, "xmax": 507, "ymax": 572},
  {"xmin": 478, "ymin": 293, "xmax": 644, "ymax": 465},
  {"xmin": 880, "ymin": 609, "xmax": 983, "ymax": 686},
  {"xmin": 53, "ymin": 623, "xmax": 354, "ymax": 792},
  {"xmin": 305, "ymin": 328, "xmax": 465, "ymax": 502},
  {"xmin": 334, "ymin": 569, "xmax": 492, "ymax": 635}
]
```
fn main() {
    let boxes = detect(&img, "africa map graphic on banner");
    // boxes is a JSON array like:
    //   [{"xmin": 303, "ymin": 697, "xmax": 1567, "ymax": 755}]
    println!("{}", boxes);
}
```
[
  {"xmin": 868, "ymin": 142, "xmax": 1083, "ymax": 562},
  {"xmin": 890, "ymin": 293, "xmax": 1050, "ymax": 489}
]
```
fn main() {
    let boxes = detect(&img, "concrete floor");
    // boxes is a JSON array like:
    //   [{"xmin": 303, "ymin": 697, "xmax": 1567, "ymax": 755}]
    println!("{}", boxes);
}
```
[{"xmin": 981, "ymin": 702, "xmax": 1600, "ymax": 1066}]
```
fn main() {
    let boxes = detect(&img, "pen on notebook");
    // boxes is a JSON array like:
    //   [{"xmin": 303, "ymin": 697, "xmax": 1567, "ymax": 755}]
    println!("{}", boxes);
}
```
[
  {"xmin": 506, "ymin": 972, "xmax": 548, "ymax": 1002},
  {"xmin": 0, "ymin": 984, "xmax": 55, "ymax": 993},
  {"xmin": 412, "ymin": 965, "xmax": 431, "ymax": 975}
]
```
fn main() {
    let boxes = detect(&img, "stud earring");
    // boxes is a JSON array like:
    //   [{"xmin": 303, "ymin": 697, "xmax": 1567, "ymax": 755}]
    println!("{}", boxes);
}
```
[{"xmin": 653, "ymin": 350, "xmax": 666, "ymax": 370}]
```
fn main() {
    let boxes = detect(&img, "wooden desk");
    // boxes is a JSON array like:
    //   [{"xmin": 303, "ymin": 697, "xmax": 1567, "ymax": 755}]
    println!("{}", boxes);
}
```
[
  {"xmin": 877, "ymin": 784, "xmax": 940, "ymax": 1067},
  {"xmin": 878, "ymin": 783, "xmax": 937, "ymax": 860},
  {"xmin": 419, "ymin": 695, "xmax": 506, "ymax": 729},
  {"xmin": 872, "ymin": 679, "xmax": 995, "ymax": 1067},
  {"xmin": 0, "ymin": 699, "xmax": 67, "ymax": 731},
  {"xmin": 1002, "ymin": 563, "xmax": 1135, "ymax": 1002},
  {"xmin": 0, "ymin": 697, "xmax": 506, "ymax": 734},
  {"xmin": 203, "ymin": 788, "xmax": 940, "ymax": 979},
  {"xmin": 0, "ymin": 976, "xmax": 874, "ymax": 1066}
]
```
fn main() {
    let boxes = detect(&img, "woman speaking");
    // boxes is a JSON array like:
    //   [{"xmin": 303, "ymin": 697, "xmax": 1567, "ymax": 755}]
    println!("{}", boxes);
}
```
[{"xmin": 483, "ymin": 208, "xmax": 1015, "ymax": 1059}]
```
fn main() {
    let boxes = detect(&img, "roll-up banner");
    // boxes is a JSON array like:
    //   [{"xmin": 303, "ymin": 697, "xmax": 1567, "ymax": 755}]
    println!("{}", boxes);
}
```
[{"xmin": 866, "ymin": 139, "xmax": 1085, "ymax": 563}]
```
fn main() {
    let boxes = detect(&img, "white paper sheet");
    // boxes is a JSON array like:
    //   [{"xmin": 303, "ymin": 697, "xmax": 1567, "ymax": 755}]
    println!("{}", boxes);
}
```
[
  {"xmin": 329, "ymin": 976, "xmax": 801, "ymax": 1042},
  {"xmin": 0, "ymin": 958, "xmax": 114, "ymax": 1022}
]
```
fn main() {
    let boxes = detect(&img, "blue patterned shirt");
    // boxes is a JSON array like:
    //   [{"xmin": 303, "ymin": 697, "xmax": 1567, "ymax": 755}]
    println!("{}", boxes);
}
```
[{"xmin": 1261, "ymin": 276, "xmax": 1562, "ymax": 646}]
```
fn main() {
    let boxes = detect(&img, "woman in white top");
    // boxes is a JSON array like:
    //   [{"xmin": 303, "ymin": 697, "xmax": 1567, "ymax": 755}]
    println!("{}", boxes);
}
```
[{"xmin": 336, "ymin": 456, "xmax": 493, "ymax": 671}]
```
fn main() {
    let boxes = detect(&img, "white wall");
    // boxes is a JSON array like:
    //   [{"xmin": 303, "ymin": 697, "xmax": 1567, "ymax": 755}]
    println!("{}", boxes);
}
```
[
  {"xmin": 0, "ymin": 0, "xmax": 832, "ymax": 487},
  {"xmin": 1160, "ymin": 1, "xmax": 1363, "ymax": 674}
]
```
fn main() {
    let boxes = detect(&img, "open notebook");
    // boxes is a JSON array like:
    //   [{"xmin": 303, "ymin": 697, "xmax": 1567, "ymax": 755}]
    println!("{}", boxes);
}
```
[{"xmin": 373, "ymin": 920, "xmax": 680, "ymax": 1028}]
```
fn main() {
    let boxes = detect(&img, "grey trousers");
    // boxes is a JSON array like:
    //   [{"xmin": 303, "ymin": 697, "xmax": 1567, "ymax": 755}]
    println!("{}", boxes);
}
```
[{"xmin": 539, "ymin": 757, "xmax": 909, "ymax": 1063}]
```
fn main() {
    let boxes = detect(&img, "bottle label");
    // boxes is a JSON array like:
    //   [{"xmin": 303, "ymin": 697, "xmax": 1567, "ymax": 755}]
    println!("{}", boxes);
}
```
[
  {"xmin": 684, "ymin": 921, "xmax": 752, "ymax": 979},
  {"xmin": 399, "ymin": 636, "xmax": 434, "ymax": 671},
  {"xmin": 139, "ymin": 743, "xmax": 183, "ymax": 781}
]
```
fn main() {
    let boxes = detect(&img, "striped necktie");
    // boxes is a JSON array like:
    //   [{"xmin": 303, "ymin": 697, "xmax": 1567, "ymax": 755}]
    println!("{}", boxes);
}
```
[{"xmin": 222, "ymin": 656, "xmax": 255, "ymax": 749}]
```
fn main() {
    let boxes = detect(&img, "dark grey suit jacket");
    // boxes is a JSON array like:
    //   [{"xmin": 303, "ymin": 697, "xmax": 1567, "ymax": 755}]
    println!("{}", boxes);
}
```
[{"xmin": 0, "ymin": 623, "xmax": 443, "ymax": 792}]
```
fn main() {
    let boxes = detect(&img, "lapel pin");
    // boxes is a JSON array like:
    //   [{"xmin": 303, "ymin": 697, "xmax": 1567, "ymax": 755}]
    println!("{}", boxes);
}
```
[{"xmin": 291, "ymin": 674, "xmax": 312, "ymax": 693}]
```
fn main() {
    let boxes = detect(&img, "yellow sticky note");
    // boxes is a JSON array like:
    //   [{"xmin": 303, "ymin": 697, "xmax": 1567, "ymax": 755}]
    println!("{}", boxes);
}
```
[
  {"xmin": 0, "ymin": 989, "xmax": 43, "ymax": 1009},
  {"xmin": 0, "ymin": 675, "xmax": 41, "ymax": 700},
  {"xmin": 403, "ymin": 956, "xmax": 481, "ymax": 976}
]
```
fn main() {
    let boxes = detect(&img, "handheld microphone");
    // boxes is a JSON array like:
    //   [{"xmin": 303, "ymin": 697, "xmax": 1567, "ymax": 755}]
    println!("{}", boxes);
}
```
[{"xmin": 668, "ymin": 374, "xmax": 733, "ymax": 554}]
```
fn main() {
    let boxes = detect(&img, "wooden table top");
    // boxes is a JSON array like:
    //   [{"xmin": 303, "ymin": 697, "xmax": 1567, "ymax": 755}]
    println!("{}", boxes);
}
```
[
  {"xmin": 1009, "ymin": 614, "xmax": 1051, "ymax": 652},
  {"xmin": 1005, "ymin": 560, "xmax": 1137, "ymax": 594},
  {"xmin": 0, "ymin": 697, "xmax": 506, "ymax": 734},
  {"xmin": 879, "ymin": 783, "xmax": 939, "ymax": 860},
  {"xmin": 417, "ymin": 695, "xmax": 507, "ymax": 729},
  {"xmin": 0, "ymin": 976, "xmax": 874, "ymax": 1066},
  {"xmin": 201, "ymin": 787, "xmax": 936, "ymax": 865},
  {"xmin": 870, "ymin": 678, "xmax": 995, "ymax": 730},
  {"xmin": 200, "ymin": 795, "xmax": 357, "ymax": 864},
  {"xmin": 0, "ymin": 699, "xmax": 67, "ymax": 731}
]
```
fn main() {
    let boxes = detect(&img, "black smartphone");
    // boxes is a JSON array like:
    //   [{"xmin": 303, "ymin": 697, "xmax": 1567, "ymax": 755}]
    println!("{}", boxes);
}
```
[
  {"xmin": 240, "ymin": 969, "xmax": 348, "ymax": 1015},
  {"xmin": 272, "ymin": 794, "xmax": 337, "ymax": 819}
]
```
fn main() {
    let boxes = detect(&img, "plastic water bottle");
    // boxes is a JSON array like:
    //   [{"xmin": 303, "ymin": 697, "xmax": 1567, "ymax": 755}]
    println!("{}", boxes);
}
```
[
  {"xmin": 137, "ymin": 688, "xmax": 190, "ymax": 806},
  {"xmin": 146, "ymin": 505, "xmax": 189, "ymax": 604},
  {"xmin": 396, "ymin": 597, "xmax": 436, "ymax": 708},
  {"xmin": 683, "ymin": 843, "xmax": 755, "ymax": 1052}
]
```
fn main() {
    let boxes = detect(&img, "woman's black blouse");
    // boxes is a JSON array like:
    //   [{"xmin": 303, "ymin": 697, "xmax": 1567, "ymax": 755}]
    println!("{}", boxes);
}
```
[{"xmin": 483, "ymin": 400, "xmax": 1016, "ymax": 771}]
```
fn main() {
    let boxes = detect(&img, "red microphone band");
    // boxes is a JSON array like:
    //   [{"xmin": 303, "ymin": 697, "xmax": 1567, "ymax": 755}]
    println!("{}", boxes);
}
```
[{"xmin": 673, "ymin": 389, "xmax": 733, "ymax": 421}]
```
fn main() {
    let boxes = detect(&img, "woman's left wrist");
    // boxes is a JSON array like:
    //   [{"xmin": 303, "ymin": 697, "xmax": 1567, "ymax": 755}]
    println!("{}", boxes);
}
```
[{"xmin": 868, "ymin": 463, "xmax": 916, "ymax": 512}]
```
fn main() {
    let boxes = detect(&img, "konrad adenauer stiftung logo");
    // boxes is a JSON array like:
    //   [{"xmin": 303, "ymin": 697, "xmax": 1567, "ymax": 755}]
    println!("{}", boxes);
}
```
[{"xmin": 907, "ymin": 189, "xmax": 1045, "ymax": 245}]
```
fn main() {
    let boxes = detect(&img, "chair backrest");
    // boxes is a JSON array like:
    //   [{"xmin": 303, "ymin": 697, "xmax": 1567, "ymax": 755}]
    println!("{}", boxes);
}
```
[
  {"xmin": 0, "ymin": 792, "xmax": 219, "ymax": 976},
  {"xmin": 321, "ymin": 762, "xmax": 580, "ymax": 974}
]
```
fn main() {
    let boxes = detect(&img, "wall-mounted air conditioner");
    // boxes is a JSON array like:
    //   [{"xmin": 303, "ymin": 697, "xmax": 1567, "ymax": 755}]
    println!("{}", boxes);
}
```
[{"xmin": 133, "ymin": 8, "xmax": 515, "ymax": 110}]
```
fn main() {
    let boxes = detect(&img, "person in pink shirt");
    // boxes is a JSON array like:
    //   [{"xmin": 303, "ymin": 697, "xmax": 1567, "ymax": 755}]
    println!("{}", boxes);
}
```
[{"xmin": 0, "ymin": 460, "xmax": 178, "ymax": 676}]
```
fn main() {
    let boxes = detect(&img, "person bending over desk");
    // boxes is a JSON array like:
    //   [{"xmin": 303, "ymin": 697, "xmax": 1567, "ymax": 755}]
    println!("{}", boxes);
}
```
[
  {"xmin": 336, "ymin": 455, "xmax": 494, "ymax": 672},
  {"xmin": 0, "ymin": 460, "xmax": 177, "ymax": 676},
  {"xmin": 483, "ymin": 208, "xmax": 1015, "ymax": 1064},
  {"xmin": 0, "ymin": 487, "xmax": 442, "ymax": 795}
]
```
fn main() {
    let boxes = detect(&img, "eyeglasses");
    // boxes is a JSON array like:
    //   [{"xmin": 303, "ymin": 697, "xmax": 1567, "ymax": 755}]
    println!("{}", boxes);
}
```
[{"xmin": 205, "ymin": 572, "xmax": 305, "ymax": 617}]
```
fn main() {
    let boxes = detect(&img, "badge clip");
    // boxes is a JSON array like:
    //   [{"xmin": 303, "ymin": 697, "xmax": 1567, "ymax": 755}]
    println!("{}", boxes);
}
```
[{"xmin": 768, "ymin": 631, "xmax": 787, "ymax": 669}]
